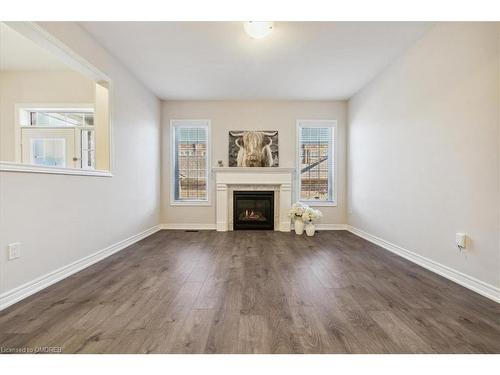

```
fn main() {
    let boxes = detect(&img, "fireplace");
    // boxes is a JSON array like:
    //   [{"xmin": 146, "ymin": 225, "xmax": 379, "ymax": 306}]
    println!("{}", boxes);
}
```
[{"xmin": 233, "ymin": 191, "xmax": 274, "ymax": 230}]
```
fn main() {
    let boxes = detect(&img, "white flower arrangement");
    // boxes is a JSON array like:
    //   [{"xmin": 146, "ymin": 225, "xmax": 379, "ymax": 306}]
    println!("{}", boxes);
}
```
[
  {"xmin": 288, "ymin": 202, "xmax": 307, "ymax": 218},
  {"xmin": 289, "ymin": 202, "xmax": 323, "ymax": 222},
  {"xmin": 301, "ymin": 207, "xmax": 323, "ymax": 222}
]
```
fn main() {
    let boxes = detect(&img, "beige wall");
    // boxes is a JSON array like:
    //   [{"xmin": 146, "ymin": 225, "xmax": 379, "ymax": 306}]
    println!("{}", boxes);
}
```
[
  {"xmin": 161, "ymin": 101, "xmax": 347, "ymax": 226},
  {"xmin": 0, "ymin": 22, "xmax": 161, "ymax": 296},
  {"xmin": 348, "ymin": 22, "xmax": 500, "ymax": 288},
  {"xmin": 94, "ymin": 82, "xmax": 110, "ymax": 170},
  {"xmin": 0, "ymin": 70, "xmax": 95, "ymax": 161}
]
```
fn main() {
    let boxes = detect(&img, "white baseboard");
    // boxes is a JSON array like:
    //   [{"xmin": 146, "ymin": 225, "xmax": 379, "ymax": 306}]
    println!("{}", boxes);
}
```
[
  {"xmin": 161, "ymin": 222, "xmax": 347, "ymax": 231},
  {"xmin": 316, "ymin": 223, "xmax": 348, "ymax": 230},
  {"xmin": 0, "ymin": 225, "xmax": 161, "ymax": 311},
  {"xmin": 160, "ymin": 223, "xmax": 217, "ymax": 230},
  {"xmin": 346, "ymin": 225, "xmax": 500, "ymax": 303}
]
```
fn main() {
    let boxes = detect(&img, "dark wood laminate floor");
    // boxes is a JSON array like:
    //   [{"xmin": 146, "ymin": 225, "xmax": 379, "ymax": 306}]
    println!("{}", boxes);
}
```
[{"xmin": 0, "ymin": 230, "xmax": 498, "ymax": 354}]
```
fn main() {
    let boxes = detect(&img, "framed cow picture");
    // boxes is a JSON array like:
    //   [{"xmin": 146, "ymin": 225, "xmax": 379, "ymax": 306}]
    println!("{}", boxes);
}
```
[{"xmin": 228, "ymin": 131, "xmax": 279, "ymax": 167}]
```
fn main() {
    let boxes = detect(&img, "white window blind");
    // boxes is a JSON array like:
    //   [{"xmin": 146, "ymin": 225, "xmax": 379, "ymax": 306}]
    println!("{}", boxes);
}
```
[
  {"xmin": 172, "ymin": 121, "xmax": 209, "ymax": 203},
  {"xmin": 297, "ymin": 121, "xmax": 336, "ymax": 203}
]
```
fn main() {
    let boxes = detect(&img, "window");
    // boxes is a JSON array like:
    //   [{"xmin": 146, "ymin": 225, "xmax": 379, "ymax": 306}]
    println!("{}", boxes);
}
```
[
  {"xmin": 81, "ymin": 129, "xmax": 96, "ymax": 170},
  {"xmin": 171, "ymin": 120, "xmax": 210, "ymax": 204},
  {"xmin": 31, "ymin": 138, "xmax": 66, "ymax": 167},
  {"xmin": 297, "ymin": 120, "xmax": 336, "ymax": 205},
  {"xmin": 29, "ymin": 111, "xmax": 94, "ymax": 127}
]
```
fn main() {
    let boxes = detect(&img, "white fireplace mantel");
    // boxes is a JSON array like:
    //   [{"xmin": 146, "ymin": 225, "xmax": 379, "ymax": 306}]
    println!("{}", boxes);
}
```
[{"xmin": 213, "ymin": 167, "xmax": 294, "ymax": 232}]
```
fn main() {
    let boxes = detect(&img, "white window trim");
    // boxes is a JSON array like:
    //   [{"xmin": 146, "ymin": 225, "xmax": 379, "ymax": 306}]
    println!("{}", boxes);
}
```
[
  {"xmin": 296, "ymin": 120, "xmax": 338, "ymax": 207},
  {"xmin": 170, "ymin": 119, "xmax": 211, "ymax": 206}
]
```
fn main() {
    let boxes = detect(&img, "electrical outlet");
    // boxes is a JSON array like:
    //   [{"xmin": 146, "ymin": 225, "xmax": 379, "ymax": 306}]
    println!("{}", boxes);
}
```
[
  {"xmin": 456, "ymin": 233, "xmax": 466, "ymax": 249},
  {"xmin": 7, "ymin": 243, "xmax": 21, "ymax": 260}
]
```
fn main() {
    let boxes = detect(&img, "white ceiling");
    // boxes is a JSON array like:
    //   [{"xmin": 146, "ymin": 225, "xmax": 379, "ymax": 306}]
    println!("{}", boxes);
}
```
[
  {"xmin": 80, "ymin": 22, "xmax": 433, "ymax": 100},
  {"xmin": 0, "ymin": 22, "xmax": 71, "ymax": 71}
]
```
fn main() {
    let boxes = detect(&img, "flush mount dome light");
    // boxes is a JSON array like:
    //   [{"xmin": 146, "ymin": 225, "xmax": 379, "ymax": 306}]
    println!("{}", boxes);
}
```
[{"xmin": 243, "ymin": 21, "xmax": 274, "ymax": 39}]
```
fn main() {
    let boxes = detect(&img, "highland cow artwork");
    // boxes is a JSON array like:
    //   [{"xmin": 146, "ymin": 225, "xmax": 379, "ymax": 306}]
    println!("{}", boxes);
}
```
[{"xmin": 228, "ymin": 131, "xmax": 279, "ymax": 167}]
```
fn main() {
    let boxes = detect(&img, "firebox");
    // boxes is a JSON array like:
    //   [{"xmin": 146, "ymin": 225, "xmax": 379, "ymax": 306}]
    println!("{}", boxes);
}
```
[{"xmin": 233, "ymin": 191, "xmax": 274, "ymax": 230}]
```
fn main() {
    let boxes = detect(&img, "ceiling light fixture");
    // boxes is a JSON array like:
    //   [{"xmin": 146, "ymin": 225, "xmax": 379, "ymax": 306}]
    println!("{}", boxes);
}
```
[{"xmin": 243, "ymin": 21, "xmax": 274, "ymax": 39}]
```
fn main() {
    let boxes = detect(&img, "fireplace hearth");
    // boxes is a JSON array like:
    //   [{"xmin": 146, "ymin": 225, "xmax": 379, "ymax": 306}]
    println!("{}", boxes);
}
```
[{"xmin": 233, "ymin": 191, "xmax": 274, "ymax": 230}]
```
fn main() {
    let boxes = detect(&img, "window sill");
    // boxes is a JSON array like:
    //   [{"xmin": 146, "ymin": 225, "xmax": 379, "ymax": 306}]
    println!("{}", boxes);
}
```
[
  {"xmin": 0, "ymin": 162, "xmax": 113, "ymax": 177},
  {"xmin": 170, "ymin": 200, "xmax": 211, "ymax": 207},
  {"xmin": 300, "ymin": 200, "xmax": 337, "ymax": 207}
]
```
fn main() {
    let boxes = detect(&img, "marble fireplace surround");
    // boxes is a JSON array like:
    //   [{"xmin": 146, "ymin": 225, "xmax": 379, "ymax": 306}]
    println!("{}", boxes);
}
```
[{"xmin": 214, "ymin": 167, "xmax": 294, "ymax": 232}]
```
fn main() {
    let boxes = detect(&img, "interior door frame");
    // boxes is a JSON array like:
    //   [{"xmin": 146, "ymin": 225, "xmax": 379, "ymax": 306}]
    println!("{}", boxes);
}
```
[{"xmin": 14, "ymin": 103, "xmax": 95, "ymax": 164}]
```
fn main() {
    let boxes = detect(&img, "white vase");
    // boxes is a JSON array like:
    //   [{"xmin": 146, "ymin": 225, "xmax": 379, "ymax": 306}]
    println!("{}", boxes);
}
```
[
  {"xmin": 294, "ymin": 218, "xmax": 304, "ymax": 235},
  {"xmin": 305, "ymin": 222, "xmax": 315, "ymax": 236}
]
